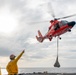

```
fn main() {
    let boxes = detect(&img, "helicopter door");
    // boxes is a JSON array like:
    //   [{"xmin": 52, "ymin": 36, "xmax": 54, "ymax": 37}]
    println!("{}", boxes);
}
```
[{"xmin": 54, "ymin": 23, "xmax": 60, "ymax": 30}]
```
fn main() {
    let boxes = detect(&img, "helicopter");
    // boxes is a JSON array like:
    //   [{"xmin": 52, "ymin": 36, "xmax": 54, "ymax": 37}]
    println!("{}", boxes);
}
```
[
  {"xmin": 35, "ymin": 2, "xmax": 76, "ymax": 43},
  {"xmin": 36, "ymin": 13, "xmax": 76, "ymax": 43}
]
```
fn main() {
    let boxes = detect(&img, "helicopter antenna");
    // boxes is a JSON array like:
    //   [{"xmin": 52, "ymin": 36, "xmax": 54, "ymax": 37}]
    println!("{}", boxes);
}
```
[{"xmin": 57, "ymin": 14, "xmax": 76, "ymax": 20}]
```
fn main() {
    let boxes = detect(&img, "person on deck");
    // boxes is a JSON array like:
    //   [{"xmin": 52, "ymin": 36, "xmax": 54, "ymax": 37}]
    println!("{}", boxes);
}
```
[{"xmin": 6, "ymin": 50, "xmax": 25, "ymax": 75}]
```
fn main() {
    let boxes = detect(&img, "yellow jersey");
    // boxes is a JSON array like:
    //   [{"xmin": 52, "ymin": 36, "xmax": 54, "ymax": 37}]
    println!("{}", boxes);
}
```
[{"xmin": 6, "ymin": 51, "xmax": 24, "ymax": 75}]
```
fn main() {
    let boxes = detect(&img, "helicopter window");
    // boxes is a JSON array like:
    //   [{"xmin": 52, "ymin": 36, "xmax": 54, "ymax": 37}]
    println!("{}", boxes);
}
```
[{"xmin": 59, "ymin": 20, "xmax": 68, "ymax": 26}]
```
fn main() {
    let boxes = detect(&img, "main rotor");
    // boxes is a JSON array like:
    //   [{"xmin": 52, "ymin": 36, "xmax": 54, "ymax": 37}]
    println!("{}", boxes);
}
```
[{"xmin": 48, "ymin": 2, "xmax": 76, "ymax": 20}]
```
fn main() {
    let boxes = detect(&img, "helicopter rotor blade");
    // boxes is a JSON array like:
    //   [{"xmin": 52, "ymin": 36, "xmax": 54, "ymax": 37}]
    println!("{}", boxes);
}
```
[
  {"xmin": 27, "ymin": 14, "xmax": 76, "ymax": 24},
  {"xmin": 27, "ymin": 20, "xmax": 50, "ymax": 24},
  {"xmin": 48, "ymin": 2, "xmax": 55, "ymax": 19},
  {"xmin": 57, "ymin": 14, "xmax": 76, "ymax": 20}
]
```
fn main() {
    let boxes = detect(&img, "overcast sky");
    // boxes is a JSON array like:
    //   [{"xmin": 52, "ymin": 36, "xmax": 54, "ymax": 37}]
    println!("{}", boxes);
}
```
[{"xmin": 0, "ymin": 0, "xmax": 76, "ymax": 68}]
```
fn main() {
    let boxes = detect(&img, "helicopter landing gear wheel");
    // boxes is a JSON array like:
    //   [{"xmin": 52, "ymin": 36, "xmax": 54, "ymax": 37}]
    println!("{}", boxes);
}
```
[
  {"xmin": 58, "ymin": 36, "xmax": 61, "ymax": 40},
  {"xmin": 49, "ymin": 35, "xmax": 52, "ymax": 41}
]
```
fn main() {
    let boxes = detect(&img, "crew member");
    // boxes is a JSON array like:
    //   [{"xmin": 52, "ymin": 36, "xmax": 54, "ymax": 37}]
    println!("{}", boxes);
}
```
[{"xmin": 6, "ymin": 50, "xmax": 25, "ymax": 75}]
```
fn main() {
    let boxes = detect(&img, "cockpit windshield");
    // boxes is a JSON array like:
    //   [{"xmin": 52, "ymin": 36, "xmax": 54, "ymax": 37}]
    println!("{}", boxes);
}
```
[{"xmin": 59, "ymin": 20, "xmax": 68, "ymax": 26}]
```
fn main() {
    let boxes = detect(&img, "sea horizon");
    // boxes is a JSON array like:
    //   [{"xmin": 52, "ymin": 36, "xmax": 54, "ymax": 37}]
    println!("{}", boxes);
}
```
[{"xmin": 1, "ymin": 67, "xmax": 76, "ymax": 74}]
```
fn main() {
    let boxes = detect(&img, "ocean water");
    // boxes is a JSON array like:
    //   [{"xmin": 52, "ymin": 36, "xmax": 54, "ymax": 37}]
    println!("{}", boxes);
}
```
[{"xmin": 1, "ymin": 68, "xmax": 76, "ymax": 74}]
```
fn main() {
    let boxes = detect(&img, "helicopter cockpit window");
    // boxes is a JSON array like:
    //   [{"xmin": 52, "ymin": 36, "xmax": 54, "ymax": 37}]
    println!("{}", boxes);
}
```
[{"xmin": 59, "ymin": 20, "xmax": 68, "ymax": 26}]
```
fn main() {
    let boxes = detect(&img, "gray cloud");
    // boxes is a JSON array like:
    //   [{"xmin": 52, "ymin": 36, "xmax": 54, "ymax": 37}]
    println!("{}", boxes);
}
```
[{"xmin": 0, "ymin": 0, "xmax": 76, "ymax": 67}]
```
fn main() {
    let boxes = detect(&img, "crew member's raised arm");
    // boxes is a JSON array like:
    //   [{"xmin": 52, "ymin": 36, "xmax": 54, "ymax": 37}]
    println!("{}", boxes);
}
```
[{"xmin": 15, "ymin": 50, "xmax": 25, "ymax": 62}]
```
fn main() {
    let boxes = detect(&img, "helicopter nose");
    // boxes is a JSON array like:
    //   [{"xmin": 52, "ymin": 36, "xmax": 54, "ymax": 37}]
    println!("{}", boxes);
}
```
[{"xmin": 68, "ymin": 21, "xmax": 75, "ymax": 27}]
